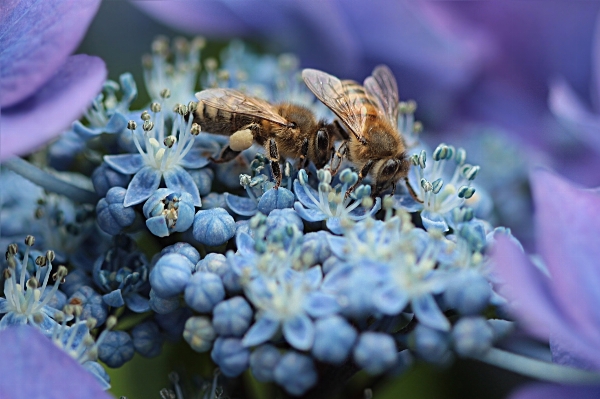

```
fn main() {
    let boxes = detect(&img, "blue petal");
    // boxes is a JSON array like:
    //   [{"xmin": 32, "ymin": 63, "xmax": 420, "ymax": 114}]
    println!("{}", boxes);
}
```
[
  {"xmin": 257, "ymin": 187, "xmax": 295, "ymax": 214},
  {"xmin": 164, "ymin": 166, "xmax": 202, "ymax": 207},
  {"xmin": 393, "ymin": 193, "xmax": 423, "ymax": 213},
  {"xmin": 104, "ymin": 153, "xmax": 145, "ymax": 174},
  {"xmin": 146, "ymin": 215, "xmax": 171, "ymax": 237},
  {"xmin": 302, "ymin": 266, "xmax": 323, "ymax": 289},
  {"xmin": 412, "ymin": 294, "xmax": 450, "ymax": 331},
  {"xmin": 294, "ymin": 202, "xmax": 326, "ymax": 222},
  {"xmin": 283, "ymin": 314, "xmax": 314, "ymax": 351},
  {"xmin": 73, "ymin": 112, "xmax": 128, "ymax": 139},
  {"xmin": 326, "ymin": 217, "xmax": 343, "ymax": 234},
  {"xmin": 304, "ymin": 292, "xmax": 340, "ymax": 318},
  {"xmin": 225, "ymin": 193, "xmax": 258, "ymax": 216},
  {"xmin": 102, "ymin": 290, "xmax": 125, "ymax": 308},
  {"xmin": 326, "ymin": 235, "xmax": 347, "ymax": 260},
  {"xmin": 242, "ymin": 317, "xmax": 279, "ymax": 347},
  {"xmin": 124, "ymin": 166, "xmax": 162, "ymax": 207},
  {"xmin": 293, "ymin": 180, "xmax": 320, "ymax": 207},
  {"xmin": 179, "ymin": 151, "xmax": 211, "ymax": 169},
  {"xmin": 0, "ymin": 312, "xmax": 27, "ymax": 329},
  {"xmin": 0, "ymin": 299, "xmax": 9, "ymax": 314},
  {"xmin": 421, "ymin": 210, "xmax": 449, "ymax": 232},
  {"xmin": 236, "ymin": 231, "xmax": 256, "ymax": 257},
  {"xmin": 373, "ymin": 286, "xmax": 409, "ymax": 315}
]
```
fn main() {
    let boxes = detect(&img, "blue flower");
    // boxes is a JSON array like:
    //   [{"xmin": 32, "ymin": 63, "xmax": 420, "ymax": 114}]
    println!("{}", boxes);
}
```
[
  {"xmin": 294, "ymin": 168, "xmax": 381, "ymax": 234},
  {"xmin": 104, "ymin": 105, "xmax": 209, "ymax": 207},
  {"xmin": 1, "ymin": 241, "xmax": 68, "ymax": 335},
  {"xmin": 1, "ymin": 0, "xmax": 106, "ymax": 160},
  {"xmin": 92, "ymin": 236, "xmax": 150, "ymax": 313},
  {"xmin": 394, "ymin": 144, "xmax": 479, "ymax": 232},
  {"xmin": 143, "ymin": 188, "xmax": 195, "ymax": 237},
  {"xmin": 353, "ymin": 332, "xmax": 398, "ymax": 375}
]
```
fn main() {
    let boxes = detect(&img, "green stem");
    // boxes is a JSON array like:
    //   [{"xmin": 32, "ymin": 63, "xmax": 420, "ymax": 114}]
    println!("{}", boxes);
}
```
[
  {"xmin": 472, "ymin": 347, "xmax": 600, "ymax": 384},
  {"xmin": 3, "ymin": 157, "xmax": 98, "ymax": 204}
]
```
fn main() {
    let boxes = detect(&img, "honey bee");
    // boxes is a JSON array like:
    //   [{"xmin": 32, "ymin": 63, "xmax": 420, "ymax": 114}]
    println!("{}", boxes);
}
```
[
  {"xmin": 193, "ymin": 88, "xmax": 339, "ymax": 187},
  {"xmin": 302, "ymin": 65, "xmax": 420, "ymax": 200}
]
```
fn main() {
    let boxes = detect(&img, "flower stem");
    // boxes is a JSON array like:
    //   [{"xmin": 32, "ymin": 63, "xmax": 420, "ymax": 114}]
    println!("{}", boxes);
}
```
[
  {"xmin": 472, "ymin": 347, "xmax": 600, "ymax": 384},
  {"xmin": 3, "ymin": 157, "xmax": 98, "ymax": 204}
]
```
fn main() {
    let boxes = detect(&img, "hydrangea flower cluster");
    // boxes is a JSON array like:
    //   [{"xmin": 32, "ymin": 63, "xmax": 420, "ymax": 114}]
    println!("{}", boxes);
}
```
[{"xmin": 3, "ymin": 36, "xmax": 597, "ymax": 399}]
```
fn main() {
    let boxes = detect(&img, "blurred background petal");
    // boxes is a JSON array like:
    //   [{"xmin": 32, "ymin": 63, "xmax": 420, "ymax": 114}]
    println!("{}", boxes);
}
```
[
  {"xmin": 1, "ymin": 55, "xmax": 107, "ymax": 159},
  {"xmin": 0, "ymin": 0, "xmax": 101, "ymax": 107}
]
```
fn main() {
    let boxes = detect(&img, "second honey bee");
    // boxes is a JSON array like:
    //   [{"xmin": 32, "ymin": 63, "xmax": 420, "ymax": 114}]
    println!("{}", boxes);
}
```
[
  {"xmin": 193, "ymin": 88, "xmax": 339, "ymax": 187},
  {"xmin": 302, "ymin": 65, "xmax": 420, "ymax": 200}
]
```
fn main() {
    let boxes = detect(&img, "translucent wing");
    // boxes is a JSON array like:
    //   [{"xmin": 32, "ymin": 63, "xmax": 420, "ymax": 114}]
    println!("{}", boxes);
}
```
[
  {"xmin": 302, "ymin": 68, "xmax": 373, "ymax": 143},
  {"xmin": 195, "ymin": 88, "xmax": 289, "ymax": 126},
  {"xmin": 364, "ymin": 65, "xmax": 399, "ymax": 127}
]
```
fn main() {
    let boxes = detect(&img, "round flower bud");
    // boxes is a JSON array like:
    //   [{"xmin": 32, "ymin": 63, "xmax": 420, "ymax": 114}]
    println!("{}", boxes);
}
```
[
  {"xmin": 184, "ymin": 316, "xmax": 216, "ymax": 353},
  {"xmin": 193, "ymin": 208, "xmax": 235, "ymax": 246},
  {"xmin": 273, "ymin": 351, "xmax": 318, "ymax": 396},
  {"xmin": 131, "ymin": 321, "xmax": 163, "ymax": 358},
  {"xmin": 184, "ymin": 272, "xmax": 225, "ymax": 313},
  {"xmin": 250, "ymin": 344, "xmax": 281, "ymax": 382},
  {"xmin": 451, "ymin": 316, "xmax": 494, "ymax": 357},
  {"xmin": 212, "ymin": 296, "xmax": 253, "ymax": 337},
  {"xmin": 98, "ymin": 331, "xmax": 135, "ymax": 368},
  {"xmin": 312, "ymin": 316, "xmax": 357, "ymax": 364},
  {"xmin": 211, "ymin": 337, "xmax": 250, "ymax": 377},
  {"xmin": 353, "ymin": 332, "xmax": 398, "ymax": 375},
  {"xmin": 96, "ymin": 187, "xmax": 136, "ymax": 235},
  {"xmin": 149, "ymin": 253, "xmax": 194, "ymax": 298}
]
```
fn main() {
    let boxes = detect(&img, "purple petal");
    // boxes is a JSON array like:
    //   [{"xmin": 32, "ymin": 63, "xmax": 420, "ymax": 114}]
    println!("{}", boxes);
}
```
[
  {"xmin": 548, "ymin": 78, "xmax": 600, "ymax": 152},
  {"xmin": 0, "ymin": 325, "xmax": 111, "ymax": 399},
  {"xmin": 532, "ymin": 170, "xmax": 600, "ymax": 354},
  {"xmin": 2, "ymin": 55, "xmax": 106, "ymax": 160},
  {"xmin": 508, "ymin": 383, "xmax": 600, "ymax": 399},
  {"xmin": 491, "ymin": 236, "xmax": 569, "ymax": 341},
  {"xmin": 0, "ymin": 0, "xmax": 101, "ymax": 106}
]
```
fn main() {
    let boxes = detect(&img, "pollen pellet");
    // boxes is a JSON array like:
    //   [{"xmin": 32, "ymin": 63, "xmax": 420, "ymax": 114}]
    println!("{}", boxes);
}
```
[{"xmin": 229, "ymin": 129, "xmax": 254, "ymax": 151}]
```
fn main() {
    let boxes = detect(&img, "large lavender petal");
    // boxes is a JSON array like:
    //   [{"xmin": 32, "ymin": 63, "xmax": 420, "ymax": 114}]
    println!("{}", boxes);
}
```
[
  {"xmin": 0, "ymin": 0, "xmax": 101, "ymax": 107},
  {"xmin": 532, "ymin": 169, "xmax": 600, "ymax": 354},
  {"xmin": 508, "ymin": 383, "xmax": 600, "ymax": 399},
  {"xmin": 0, "ymin": 325, "xmax": 112, "ymax": 399},
  {"xmin": 2, "ymin": 55, "xmax": 107, "ymax": 160}
]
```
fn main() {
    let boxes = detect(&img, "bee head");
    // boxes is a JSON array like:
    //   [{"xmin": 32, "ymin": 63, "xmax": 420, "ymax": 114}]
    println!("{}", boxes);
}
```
[{"xmin": 373, "ymin": 153, "xmax": 410, "ymax": 195}]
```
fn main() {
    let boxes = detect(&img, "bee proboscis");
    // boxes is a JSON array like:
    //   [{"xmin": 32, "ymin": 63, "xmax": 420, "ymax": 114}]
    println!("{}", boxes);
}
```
[
  {"xmin": 193, "ymin": 88, "xmax": 339, "ymax": 187},
  {"xmin": 302, "ymin": 65, "xmax": 421, "ymax": 200}
]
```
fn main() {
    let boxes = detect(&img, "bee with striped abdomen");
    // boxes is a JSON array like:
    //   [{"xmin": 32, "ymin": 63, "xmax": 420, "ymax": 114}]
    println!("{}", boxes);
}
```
[
  {"xmin": 193, "ymin": 88, "xmax": 339, "ymax": 187},
  {"xmin": 302, "ymin": 65, "xmax": 420, "ymax": 200}
]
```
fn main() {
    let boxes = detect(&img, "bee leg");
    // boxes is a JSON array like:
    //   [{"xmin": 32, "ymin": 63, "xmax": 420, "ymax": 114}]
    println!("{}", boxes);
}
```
[
  {"xmin": 209, "ymin": 145, "xmax": 241, "ymax": 163},
  {"xmin": 295, "ymin": 138, "xmax": 309, "ymax": 170},
  {"xmin": 331, "ymin": 141, "xmax": 349, "ymax": 175},
  {"xmin": 267, "ymin": 138, "xmax": 282, "ymax": 189},
  {"xmin": 344, "ymin": 159, "xmax": 374, "ymax": 200},
  {"xmin": 405, "ymin": 177, "xmax": 424, "ymax": 203}
]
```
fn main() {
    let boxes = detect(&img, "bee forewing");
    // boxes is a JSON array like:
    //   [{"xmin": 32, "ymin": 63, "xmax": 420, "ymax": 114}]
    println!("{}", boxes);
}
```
[
  {"xmin": 364, "ymin": 65, "xmax": 399, "ymax": 127},
  {"xmin": 302, "ymin": 68, "xmax": 368, "ymax": 142},
  {"xmin": 195, "ymin": 88, "xmax": 289, "ymax": 126}
]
